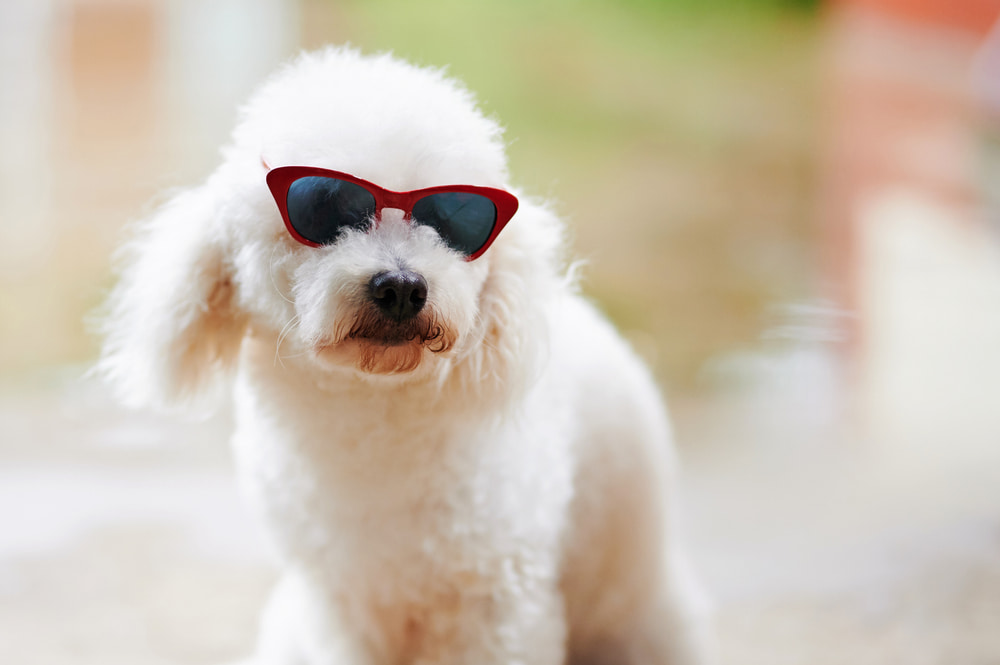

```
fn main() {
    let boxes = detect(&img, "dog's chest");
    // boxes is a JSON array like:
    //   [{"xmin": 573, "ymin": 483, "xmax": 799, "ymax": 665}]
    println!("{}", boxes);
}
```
[
  {"xmin": 234, "ymin": 394, "xmax": 536, "ymax": 577},
  {"xmin": 232, "ymin": 362, "xmax": 576, "ymax": 621}
]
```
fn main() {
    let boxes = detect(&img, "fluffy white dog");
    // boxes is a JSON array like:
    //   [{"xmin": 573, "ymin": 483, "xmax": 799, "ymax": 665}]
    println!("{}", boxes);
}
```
[{"xmin": 100, "ymin": 47, "xmax": 710, "ymax": 665}]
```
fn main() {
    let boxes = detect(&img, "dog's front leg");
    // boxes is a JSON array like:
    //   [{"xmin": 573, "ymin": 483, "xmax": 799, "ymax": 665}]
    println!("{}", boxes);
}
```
[
  {"xmin": 412, "ymin": 585, "xmax": 567, "ymax": 665},
  {"xmin": 250, "ymin": 572, "xmax": 374, "ymax": 665}
]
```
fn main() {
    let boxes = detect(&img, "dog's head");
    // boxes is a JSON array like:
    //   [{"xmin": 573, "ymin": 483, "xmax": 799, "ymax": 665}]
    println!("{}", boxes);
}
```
[{"xmin": 99, "ymin": 48, "xmax": 564, "ymax": 410}]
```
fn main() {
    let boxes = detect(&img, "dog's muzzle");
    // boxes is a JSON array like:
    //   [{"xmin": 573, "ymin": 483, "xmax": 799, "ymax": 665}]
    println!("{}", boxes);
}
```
[{"xmin": 315, "ymin": 269, "xmax": 454, "ymax": 374}]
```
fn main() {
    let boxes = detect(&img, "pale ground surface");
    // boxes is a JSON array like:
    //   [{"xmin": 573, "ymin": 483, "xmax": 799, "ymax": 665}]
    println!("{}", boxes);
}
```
[{"xmin": 2, "ymin": 367, "xmax": 999, "ymax": 665}]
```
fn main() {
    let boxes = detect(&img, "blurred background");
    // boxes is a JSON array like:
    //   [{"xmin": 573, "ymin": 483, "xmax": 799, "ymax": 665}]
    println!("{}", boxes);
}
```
[{"xmin": 2, "ymin": 0, "xmax": 999, "ymax": 663}]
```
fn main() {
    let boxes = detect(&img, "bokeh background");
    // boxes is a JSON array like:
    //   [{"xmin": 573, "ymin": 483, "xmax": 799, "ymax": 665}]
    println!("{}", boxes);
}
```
[{"xmin": 2, "ymin": 0, "xmax": 1000, "ymax": 663}]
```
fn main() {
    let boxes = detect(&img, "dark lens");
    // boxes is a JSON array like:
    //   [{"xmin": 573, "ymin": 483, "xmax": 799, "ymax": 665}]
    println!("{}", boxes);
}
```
[
  {"xmin": 286, "ymin": 176, "xmax": 376, "ymax": 245},
  {"xmin": 411, "ymin": 192, "xmax": 497, "ymax": 256}
]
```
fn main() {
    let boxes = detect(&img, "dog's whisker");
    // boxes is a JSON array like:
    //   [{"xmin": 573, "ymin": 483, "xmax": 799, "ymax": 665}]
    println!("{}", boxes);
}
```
[
  {"xmin": 275, "ymin": 323, "xmax": 299, "ymax": 365},
  {"xmin": 269, "ymin": 244, "xmax": 295, "ymax": 305},
  {"xmin": 274, "ymin": 314, "xmax": 301, "ymax": 368}
]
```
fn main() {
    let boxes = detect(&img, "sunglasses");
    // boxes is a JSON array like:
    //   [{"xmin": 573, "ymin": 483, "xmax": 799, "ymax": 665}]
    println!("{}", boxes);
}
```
[{"xmin": 266, "ymin": 166, "xmax": 519, "ymax": 260}]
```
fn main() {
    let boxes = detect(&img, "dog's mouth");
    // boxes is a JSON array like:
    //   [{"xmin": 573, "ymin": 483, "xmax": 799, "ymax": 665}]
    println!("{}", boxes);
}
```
[
  {"xmin": 346, "ymin": 307, "xmax": 451, "ymax": 351},
  {"xmin": 314, "ymin": 306, "xmax": 456, "ymax": 375}
]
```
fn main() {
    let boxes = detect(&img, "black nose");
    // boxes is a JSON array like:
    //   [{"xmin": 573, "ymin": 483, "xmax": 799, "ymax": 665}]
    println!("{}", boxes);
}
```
[{"xmin": 368, "ymin": 270, "xmax": 428, "ymax": 321}]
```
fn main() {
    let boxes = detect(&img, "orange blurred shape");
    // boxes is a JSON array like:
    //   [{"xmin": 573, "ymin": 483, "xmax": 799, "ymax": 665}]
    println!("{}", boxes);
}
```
[{"xmin": 831, "ymin": 0, "xmax": 1000, "ymax": 35}]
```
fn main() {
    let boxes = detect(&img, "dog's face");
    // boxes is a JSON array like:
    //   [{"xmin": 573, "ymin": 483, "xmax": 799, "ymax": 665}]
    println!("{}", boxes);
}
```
[
  {"xmin": 100, "ymin": 49, "xmax": 562, "ymax": 408},
  {"xmin": 230, "ymin": 51, "xmax": 510, "ymax": 379}
]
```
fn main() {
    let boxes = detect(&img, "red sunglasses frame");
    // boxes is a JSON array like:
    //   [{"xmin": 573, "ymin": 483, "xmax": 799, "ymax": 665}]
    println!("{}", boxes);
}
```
[{"xmin": 265, "ymin": 166, "xmax": 519, "ymax": 261}]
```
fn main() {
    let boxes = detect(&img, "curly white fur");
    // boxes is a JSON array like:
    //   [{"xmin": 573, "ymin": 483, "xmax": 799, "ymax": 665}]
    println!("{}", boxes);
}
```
[{"xmin": 99, "ymin": 47, "xmax": 712, "ymax": 665}]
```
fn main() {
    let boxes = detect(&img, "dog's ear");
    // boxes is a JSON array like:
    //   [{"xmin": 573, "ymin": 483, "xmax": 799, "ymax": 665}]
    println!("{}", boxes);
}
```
[{"xmin": 98, "ymin": 184, "xmax": 247, "ymax": 412}]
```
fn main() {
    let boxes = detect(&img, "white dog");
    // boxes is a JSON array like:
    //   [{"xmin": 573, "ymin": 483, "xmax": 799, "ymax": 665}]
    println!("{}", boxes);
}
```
[{"xmin": 99, "ymin": 47, "xmax": 710, "ymax": 665}]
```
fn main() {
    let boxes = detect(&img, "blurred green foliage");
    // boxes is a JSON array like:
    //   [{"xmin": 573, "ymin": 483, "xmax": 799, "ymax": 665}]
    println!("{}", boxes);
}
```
[
  {"xmin": 614, "ymin": 0, "xmax": 820, "ymax": 10},
  {"xmin": 299, "ymin": 0, "xmax": 821, "ymax": 389}
]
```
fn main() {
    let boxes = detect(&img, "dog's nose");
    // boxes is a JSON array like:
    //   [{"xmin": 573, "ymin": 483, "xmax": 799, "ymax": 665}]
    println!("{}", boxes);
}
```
[{"xmin": 368, "ymin": 270, "xmax": 428, "ymax": 321}]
